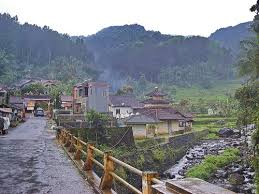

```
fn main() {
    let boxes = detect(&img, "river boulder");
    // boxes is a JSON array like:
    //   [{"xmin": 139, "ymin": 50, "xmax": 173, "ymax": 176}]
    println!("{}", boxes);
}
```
[
  {"xmin": 229, "ymin": 173, "xmax": 245, "ymax": 185},
  {"xmin": 215, "ymin": 169, "xmax": 228, "ymax": 179},
  {"xmin": 218, "ymin": 128, "xmax": 234, "ymax": 137}
]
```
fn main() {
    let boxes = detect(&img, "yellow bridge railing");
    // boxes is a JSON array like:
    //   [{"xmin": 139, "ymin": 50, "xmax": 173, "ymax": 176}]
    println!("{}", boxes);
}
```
[{"xmin": 57, "ymin": 129, "xmax": 164, "ymax": 194}]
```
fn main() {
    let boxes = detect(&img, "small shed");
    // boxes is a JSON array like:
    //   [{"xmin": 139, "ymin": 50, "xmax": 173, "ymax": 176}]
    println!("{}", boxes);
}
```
[{"xmin": 125, "ymin": 114, "xmax": 159, "ymax": 138}]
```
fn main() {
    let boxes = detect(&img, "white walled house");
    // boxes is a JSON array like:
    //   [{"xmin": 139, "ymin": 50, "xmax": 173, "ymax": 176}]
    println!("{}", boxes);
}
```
[{"xmin": 109, "ymin": 95, "xmax": 143, "ymax": 118}]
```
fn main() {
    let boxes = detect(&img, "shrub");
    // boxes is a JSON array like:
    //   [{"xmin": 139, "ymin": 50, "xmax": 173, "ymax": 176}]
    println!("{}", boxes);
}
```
[
  {"xmin": 152, "ymin": 148, "xmax": 165, "ymax": 162},
  {"xmin": 204, "ymin": 133, "xmax": 219, "ymax": 140},
  {"xmin": 115, "ymin": 166, "xmax": 127, "ymax": 180},
  {"xmin": 136, "ymin": 154, "xmax": 145, "ymax": 168}
]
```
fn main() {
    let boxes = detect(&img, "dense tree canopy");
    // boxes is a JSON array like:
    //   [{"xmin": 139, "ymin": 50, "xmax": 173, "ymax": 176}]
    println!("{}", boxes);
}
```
[
  {"xmin": 0, "ymin": 13, "xmax": 96, "ymax": 84},
  {"xmin": 235, "ymin": 8, "xmax": 259, "ymax": 192},
  {"xmin": 85, "ymin": 24, "xmax": 235, "ymax": 86}
]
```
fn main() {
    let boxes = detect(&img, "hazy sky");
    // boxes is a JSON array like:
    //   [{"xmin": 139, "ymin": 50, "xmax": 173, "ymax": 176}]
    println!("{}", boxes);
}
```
[{"xmin": 0, "ymin": 0, "xmax": 256, "ymax": 37}]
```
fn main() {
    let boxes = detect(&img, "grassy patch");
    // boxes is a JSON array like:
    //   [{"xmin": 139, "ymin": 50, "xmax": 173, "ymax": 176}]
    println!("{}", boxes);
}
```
[
  {"xmin": 204, "ymin": 133, "xmax": 219, "ymax": 140},
  {"xmin": 173, "ymin": 80, "xmax": 240, "ymax": 103},
  {"xmin": 192, "ymin": 114, "xmax": 237, "ymax": 139},
  {"xmin": 152, "ymin": 148, "xmax": 165, "ymax": 163},
  {"xmin": 186, "ymin": 148, "xmax": 240, "ymax": 180},
  {"xmin": 135, "ymin": 138, "xmax": 166, "ymax": 149}
]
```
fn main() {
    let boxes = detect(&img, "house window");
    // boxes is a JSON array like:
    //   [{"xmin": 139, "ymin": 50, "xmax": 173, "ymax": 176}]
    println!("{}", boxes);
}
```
[
  {"xmin": 79, "ymin": 89, "xmax": 83, "ymax": 96},
  {"xmin": 116, "ymin": 109, "xmax": 120, "ymax": 115},
  {"xmin": 179, "ymin": 121, "xmax": 186, "ymax": 127},
  {"xmin": 85, "ymin": 87, "xmax": 88, "ymax": 96}
]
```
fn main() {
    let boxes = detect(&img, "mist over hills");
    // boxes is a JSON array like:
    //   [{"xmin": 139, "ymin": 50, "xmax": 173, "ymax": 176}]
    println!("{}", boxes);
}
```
[{"xmin": 84, "ymin": 24, "xmax": 234, "ymax": 86}]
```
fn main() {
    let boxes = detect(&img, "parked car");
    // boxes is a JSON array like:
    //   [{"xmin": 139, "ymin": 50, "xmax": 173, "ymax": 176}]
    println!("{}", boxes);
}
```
[{"xmin": 34, "ymin": 108, "xmax": 44, "ymax": 117}]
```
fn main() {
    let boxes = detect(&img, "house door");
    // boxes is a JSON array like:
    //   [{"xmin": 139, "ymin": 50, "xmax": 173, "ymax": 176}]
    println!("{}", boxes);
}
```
[{"xmin": 168, "ymin": 121, "xmax": 173, "ymax": 134}]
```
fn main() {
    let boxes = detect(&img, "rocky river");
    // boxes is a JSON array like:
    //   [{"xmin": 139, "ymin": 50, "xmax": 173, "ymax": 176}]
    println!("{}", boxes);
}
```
[{"xmin": 164, "ymin": 125, "xmax": 256, "ymax": 194}]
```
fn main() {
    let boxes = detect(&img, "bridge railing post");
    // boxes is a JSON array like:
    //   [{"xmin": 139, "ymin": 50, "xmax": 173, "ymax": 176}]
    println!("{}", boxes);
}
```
[
  {"xmin": 100, "ymin": 151, "xmax": 114, "ymax": 191},
  {"xmin": 83, "ymin": 143, "xmax": 94, "ymax": 171},
  {"xmin": 63, "ymin": 131, "xmax": 68, "ymax": 144},
  {"xmin": 68, "ymin": 136, "xmax": 75, "ymax": 152},
  {"xmin": 59, "ymin": 130, "xmax": 64, "ymax": 143},
  {"xmin": 142, "ymin": 171, "xmax": 158, "ymax": 194},
  {"xmin": 64, "ymin": 133, "xmax": 71, "ymax": 147},
  {"xmin": 74, "ymin": 139, "xmax": 82, "ymax": 160}
]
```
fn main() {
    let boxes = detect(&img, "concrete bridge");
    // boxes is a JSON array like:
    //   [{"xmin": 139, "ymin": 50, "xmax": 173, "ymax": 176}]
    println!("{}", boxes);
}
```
[{"xmin": 0, "ymin": 117, "xmax": 236, "ymax": 194}]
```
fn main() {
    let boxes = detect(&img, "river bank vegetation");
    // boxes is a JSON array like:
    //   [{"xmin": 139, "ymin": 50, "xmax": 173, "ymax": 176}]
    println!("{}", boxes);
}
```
[
  {"xmin": 186, "ymin": 148, "xmax": 240, "ymax": 180},
  {"xmin": 235, "ymin": 6, "xmax": 259, "ymax": 191}
]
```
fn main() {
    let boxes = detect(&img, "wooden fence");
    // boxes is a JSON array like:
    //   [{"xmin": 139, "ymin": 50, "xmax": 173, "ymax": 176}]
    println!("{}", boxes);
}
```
[{"xmin": 57, "ymin": 129, "xmax": 163, "ymax": 194}]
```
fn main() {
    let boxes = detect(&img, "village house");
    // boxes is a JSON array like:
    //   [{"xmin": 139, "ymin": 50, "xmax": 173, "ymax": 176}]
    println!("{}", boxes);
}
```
[
  {"xmin": 14, "ymin": 79, "xmax": 59, "ymax": 89},
  {"xmin": 109, "ymin": 95, "xmax": 144, "ymax": 118},
  {"xmin": 73, "ymin": 81, "xmax": 109, "ymax": 114},
  {"xmin": 124, "ymin": 113, "xmax": 159, "ymax": 137},
  {"xmin": 9, "ymin": 96, "xmax": 26, "ymax": 118},
  {"xmin": 124, "ymin": 87, "xmax": 193, "ymax": 138},
  {"xmin": 60, "ymin": 95, "xmax": 73, "ymax": 110},
  {"xmin": 24, "ymin": 95, "xmax": 51, "ymax": 112},
  {"xmin": 13, "ymin": 79, "xmax": 59, "ymax": 95}
]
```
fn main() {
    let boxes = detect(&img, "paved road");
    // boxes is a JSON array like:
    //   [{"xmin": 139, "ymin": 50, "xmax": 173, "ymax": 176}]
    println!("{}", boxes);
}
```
[{"xmin": 0, "ymin": 117, "xmax": 95, "ymax": 194}]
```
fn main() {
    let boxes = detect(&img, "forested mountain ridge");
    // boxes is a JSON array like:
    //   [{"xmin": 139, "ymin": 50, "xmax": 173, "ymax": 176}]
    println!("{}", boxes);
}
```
[
  {"xmin": 0, "ymin": 13, "xmax": 248, "ymax": 89},
  {"xmin": 84, "ymin": 24, "xmax": 234, "ymax": 87},
  {"xmin": 0, "ymin": 13, "xmax": 98, "ymax": 84},
  {"xmin": 209, "ymin": 22, "xmax": 253, "ymax": 55}
]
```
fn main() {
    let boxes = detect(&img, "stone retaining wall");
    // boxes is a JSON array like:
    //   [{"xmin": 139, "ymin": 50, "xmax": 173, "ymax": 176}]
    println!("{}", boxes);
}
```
[{"xmin": 167, "ymin": 129, "xmax": 209, "ymax": 149}]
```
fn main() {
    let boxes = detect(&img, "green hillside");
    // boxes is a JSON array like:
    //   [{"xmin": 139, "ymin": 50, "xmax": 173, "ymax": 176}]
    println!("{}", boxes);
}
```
[
  {"xmin": 0, "ymin": 13, "xmax": 98, "ymax": 84},
  {"xmin": 84, "ymin": 24, "xmax": 235, "ymax": 87}
]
